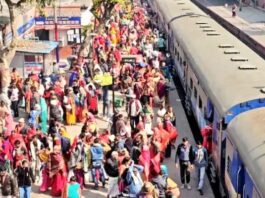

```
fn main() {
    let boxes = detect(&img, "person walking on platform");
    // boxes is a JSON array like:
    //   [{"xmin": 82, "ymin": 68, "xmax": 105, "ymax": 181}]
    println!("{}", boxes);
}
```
[
  {"xmin": 191, "ymin": 141, "xmax": 208, "ymax": 196},
  {"xmin": 175, "ymin": 137, "xmax": 193, "ymax": 190},
  {"xmin": 232, "ymin": 4, "xmax": 237, "ymax": 17}
]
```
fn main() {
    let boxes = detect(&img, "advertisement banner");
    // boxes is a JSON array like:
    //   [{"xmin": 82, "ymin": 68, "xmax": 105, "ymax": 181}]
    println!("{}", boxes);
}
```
[
  {"xmin": 24, "ymin": 62, "xmax": 43, "ymax": 77},
  {"xmin": 93, "ymin": 73, "xmax": 113, "ymax": 86}
]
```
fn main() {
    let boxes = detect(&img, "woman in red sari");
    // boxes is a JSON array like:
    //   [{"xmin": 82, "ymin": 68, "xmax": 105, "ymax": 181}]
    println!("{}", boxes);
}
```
[
  {"xmin": 48, "ymin": 145, "xmax": 67, "ymax": 197},
  {"xmin": 87, "ymin": 84, "xmax": 98, "ymax": 115}
]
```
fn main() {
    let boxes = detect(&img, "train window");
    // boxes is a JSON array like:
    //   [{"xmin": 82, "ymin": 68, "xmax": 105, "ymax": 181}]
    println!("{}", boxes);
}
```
[
  {"xmin": 183, "ymin": 61, "xmax": 187, "ymax": 67},
  {"xmin": 177, "ymin": 52, "xmax": 180, "ymax": 61},
  {"xmin": 190, "ymin": 78, "xmax": 193, "ymax": 89},
  {"xmin": 180, "ymin": 57, "xmax": 182, "ymax": 65},
  {"xmin": 175, "ymin": 48, "xmax": 177, "ymax": 55},
  {"xmin": 194, "ymin": 87, "xmax": 197, "ymax": 99},
  {"xmin": 227, "ymin": 156, "xmax": 231, "ymax": 173},
  {"xmin": 199, "ymin": 97, "xmax": 202, "ymax": 109}
]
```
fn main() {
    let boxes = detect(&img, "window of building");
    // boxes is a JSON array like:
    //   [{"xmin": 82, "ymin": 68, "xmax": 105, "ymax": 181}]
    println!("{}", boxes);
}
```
[
  {"xmin": 194, "ymin": 87, "xmax": 197, "ymax": 99},
  {"xmin": 199, "ymin": 97, "xmax": 202, "ymax": 109},
  {"xmin": 24, "ymin": 55, "xmax": 35, "ymax": 62}
]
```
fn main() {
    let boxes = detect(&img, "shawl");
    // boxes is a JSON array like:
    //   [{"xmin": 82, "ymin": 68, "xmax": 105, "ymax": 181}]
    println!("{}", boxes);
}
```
[{"xmin": 48, "ymin": 152, "xmax": 65, "ymax": 177}]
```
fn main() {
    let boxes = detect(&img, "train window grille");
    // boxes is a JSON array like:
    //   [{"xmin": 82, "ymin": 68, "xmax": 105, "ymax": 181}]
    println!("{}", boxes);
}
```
[
  {"xmin": 227, "ymin": 156, "xmax": 231, "ymax": 174},
  {"xmin": 180, "ymin": 57, "xmax": 182, "ymax": 65},
  {"xmin": 199, "ymin": 97, "xmax": 202, "ymax": 109},
  {"xmin": 194, "ymin": 87, "xmax": 197, "ymax": 99},
  {"xmin": 190, "ymin": 78, "xmax": 193, "ymax": 90},
  {"xmin": 177, "ymin": 2, "xmax": 185, "ymax": 5}
]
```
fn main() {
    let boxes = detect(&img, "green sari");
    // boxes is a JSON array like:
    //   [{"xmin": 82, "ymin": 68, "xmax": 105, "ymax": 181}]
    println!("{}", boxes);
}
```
[{"xmin": 40, "ymin": 97, "xmax": 48, "ymax": 133}]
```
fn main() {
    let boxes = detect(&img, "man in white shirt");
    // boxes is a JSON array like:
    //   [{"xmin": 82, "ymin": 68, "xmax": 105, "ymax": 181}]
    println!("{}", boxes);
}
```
[
  {"xmin": 128, "ymin": 95, "xmax": 142, "ymax": 130},
  {"xmin": 9, "ymin": 84, "xmax": 19, "ymax": 117}
]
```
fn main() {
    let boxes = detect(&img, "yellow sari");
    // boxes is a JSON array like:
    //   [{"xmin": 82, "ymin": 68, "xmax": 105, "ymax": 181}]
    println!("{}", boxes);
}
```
[{"xmin": 66, "ymin": 96, "xmax": 76, "ymax": 125}]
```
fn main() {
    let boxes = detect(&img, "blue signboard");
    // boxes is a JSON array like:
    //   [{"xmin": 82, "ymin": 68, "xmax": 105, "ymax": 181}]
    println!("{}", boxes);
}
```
[
  {"xmin": 5, "ymin": 17, "xmax": 35, "ymax": 43},
  {"xmin": 35, "ymin": 16, "xmax": 81, "ymax": 25}
]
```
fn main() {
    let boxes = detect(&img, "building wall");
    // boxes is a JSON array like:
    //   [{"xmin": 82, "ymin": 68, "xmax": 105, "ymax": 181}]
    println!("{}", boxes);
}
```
[
  {"xmin": 10, "ymin": 52, "xmax": 25, "ymax": 76},
  {"xmin": 49, "ymin": 29, "xmax": 68, "ymax": 46}
]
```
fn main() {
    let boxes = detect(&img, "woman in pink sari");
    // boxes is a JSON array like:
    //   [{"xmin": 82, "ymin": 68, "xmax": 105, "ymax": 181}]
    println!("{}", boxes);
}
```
[
  {"xmin": 48, "ymin": 145, "xmax": 67, "ymax": 197},
  {"xmin": 139, "ymin": 144, "xmax": 151, "ymax": 181}
]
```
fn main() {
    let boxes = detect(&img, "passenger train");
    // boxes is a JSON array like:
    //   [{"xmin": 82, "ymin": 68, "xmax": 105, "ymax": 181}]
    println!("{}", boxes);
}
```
[{"xmin": 147, "ymin": 0, "xmax": 265, "ymax": 197}]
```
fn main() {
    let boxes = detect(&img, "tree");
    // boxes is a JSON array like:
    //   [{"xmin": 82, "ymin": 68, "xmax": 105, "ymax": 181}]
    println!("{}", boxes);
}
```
[
  {"xmin": 78, "ymin": 0, "xmax": 128, "ymax": 58},
  {"xmin": 0, "ymin": 0, "xmax": 52, "ymax": 97}
]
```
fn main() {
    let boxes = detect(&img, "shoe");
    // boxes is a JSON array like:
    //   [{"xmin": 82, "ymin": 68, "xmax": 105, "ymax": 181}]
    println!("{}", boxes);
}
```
[
  {"xmin": 187, "ymin": 184, "xmax": 191, "ymax": 190},
  {"xmin": 180, "ymin": 184, "xmax": 185, "ymax": 189},
  {"xmin": 198, "ymin": 189, "xmax": 204, "ymax": 195},
  {"xmin": 94, "ymin": 185, "xmax": 99, "ymax": 190}
]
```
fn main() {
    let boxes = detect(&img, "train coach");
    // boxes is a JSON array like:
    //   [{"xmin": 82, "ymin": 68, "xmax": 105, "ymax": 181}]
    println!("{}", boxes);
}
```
[{"xmin": 148, "ymin": 0, "xmax": 265, "ymax": 197}]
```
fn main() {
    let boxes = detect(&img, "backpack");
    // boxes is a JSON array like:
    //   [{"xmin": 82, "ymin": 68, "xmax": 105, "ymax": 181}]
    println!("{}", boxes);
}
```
[{"xmin": 61, "ymin": 137, "xmax": 70, "ymax": 154}]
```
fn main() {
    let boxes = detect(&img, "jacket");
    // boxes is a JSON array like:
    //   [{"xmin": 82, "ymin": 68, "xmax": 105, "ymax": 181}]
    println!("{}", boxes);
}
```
[
  {"xmin": 90, "ymin": 144, "xmax": 104, "ymax": 161},
  {"xmin": 0, "ymin": 174, "xmax": 18, "ymax": 196},
  {"xmin": 15, "ymin": 166, "xmax": 35, "ymax": 187},
  {"xmin": 191, "ymin": 146, "xmax": 208, "ymax": 168},
  {"xmin": 104, "ymin": 158, "xmax": 119, "ymax": 177},
  {"xmin": 126, "ymin": 163, "xmax": 144, "ymax": 196},
  {"xmin": 175, "ymin": 143, "xmax": 194, "ymax": 163}
]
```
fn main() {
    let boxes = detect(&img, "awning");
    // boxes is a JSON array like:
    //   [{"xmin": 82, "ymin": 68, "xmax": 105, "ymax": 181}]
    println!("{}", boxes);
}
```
[{"xmin": 16, "ymin": 40, "xmax": 58, "ymax": 54}]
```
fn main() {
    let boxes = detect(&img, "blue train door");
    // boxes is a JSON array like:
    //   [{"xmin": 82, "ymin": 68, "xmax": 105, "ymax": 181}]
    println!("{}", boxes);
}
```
[{"xmin": 243, "ymin": 171, "xmax": 253, "ymax": 198}]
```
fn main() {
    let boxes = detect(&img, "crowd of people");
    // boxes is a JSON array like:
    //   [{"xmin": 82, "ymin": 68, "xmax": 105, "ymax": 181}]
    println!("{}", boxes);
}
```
[{"xmin": 0, "ymin": 0, "xmax": 209, "ymax": 198}]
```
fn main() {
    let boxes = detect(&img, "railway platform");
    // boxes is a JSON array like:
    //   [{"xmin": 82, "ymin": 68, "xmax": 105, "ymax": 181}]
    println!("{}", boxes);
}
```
[
  {"xmin": 192, "ymin": 0, "xmax": 265, "ymax": 59},
  {"xmin": 165, "ymin": 80, "xmax": 215, "ymax": 198}
]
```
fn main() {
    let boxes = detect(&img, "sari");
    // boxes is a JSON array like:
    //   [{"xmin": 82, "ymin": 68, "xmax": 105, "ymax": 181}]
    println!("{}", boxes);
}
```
[
  {"xmin": 5, "ymin": 113, "xmax": 15, "ymax": 136},
  {"xmin": 87, "ymin": 91, "xmax": 98, "ymax": 115},
  {"xmin": 48, "ymin": 151, "xmax": 67, "ymax": 197},
  {"xmin": 139, "ymin": 145, "xmax": 151, "ymax": 181},
  {"xmin": 66, "ymin": 96, "xmax": 76, "ymax": 125},
  {"xmin": 40, "ymin": 97, "xmax": 48, "ymax": 133}
]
